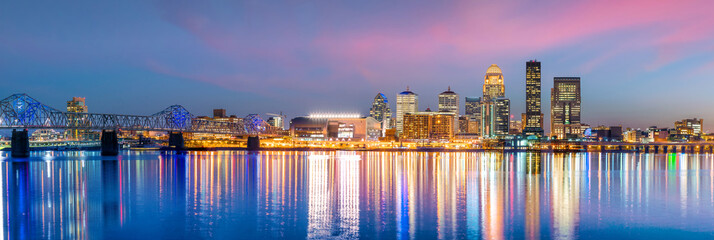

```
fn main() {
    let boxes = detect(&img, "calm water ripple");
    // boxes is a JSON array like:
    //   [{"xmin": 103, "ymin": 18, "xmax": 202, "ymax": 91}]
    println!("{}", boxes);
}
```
[{"xmin": 1, "ymin": 151, "xmax": 713, "ymax": 239}]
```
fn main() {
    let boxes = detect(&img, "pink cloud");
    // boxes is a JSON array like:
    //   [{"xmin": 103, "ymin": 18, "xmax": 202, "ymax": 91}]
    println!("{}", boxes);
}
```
[
  {"xmin": 152, "ymin": 0, "xmax": 714, "ymax": 95},
  {"xmin": 315, "ymin": 0, "xmax": 714, "ymax": 71}
]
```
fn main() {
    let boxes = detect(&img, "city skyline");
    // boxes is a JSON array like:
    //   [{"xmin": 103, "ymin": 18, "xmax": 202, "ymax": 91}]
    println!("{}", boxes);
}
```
[{"xmin": 1, "ymin": 1, "xmax": 713, "ymax": 132}]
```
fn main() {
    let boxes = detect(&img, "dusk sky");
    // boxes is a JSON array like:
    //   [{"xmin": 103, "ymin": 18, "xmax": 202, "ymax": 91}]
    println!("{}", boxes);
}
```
[{"xmin": 1, "ymin": 1, "xmax": 713, "ymax": 132}]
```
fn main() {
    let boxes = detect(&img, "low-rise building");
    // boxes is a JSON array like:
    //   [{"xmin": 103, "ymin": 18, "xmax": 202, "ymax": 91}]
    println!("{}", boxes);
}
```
[
  {"xmin": 402, "ymin": 111, "xmax": 455, "ymax": 141},
  {"xmin": 290, "ymin": 116, "xmax": 381, "ymax": 141}
]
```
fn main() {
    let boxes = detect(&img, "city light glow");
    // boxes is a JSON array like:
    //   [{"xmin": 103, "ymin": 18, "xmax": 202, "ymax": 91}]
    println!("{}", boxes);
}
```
[{"xmin": 308, "ymin": 113, "xmax": 361, "ymax": 119}]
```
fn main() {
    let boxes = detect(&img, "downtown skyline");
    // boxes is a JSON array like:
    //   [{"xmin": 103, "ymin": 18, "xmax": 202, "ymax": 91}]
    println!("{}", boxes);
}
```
[{"xmin": 1, "ymin": 1, "xmax": 713, "ymax": 132}]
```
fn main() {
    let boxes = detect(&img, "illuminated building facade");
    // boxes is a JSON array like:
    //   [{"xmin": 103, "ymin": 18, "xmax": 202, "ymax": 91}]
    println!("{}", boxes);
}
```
[
  {"xmin": 290, "ymin": 115, "xmax": 381, "ymax": 141},
  {"xmin": 369, "ymin": 93, "xmax": 391, "ymax": 131},
  {"xmin": 481, "ymin": 98, "xmax": 510, "ymax": 137},
  {"xmin": 438, "ymin": 87, "xmax": 459, "ymax": 116},
  {"xmin": 464, "ymin": 97, "xmax": 482, "ymax": 135},
  {"xmin": 465, "ymin": 97, "xmax": 482, "ymax": 120},
  {"xmin": 396, "ymin": 87, "xmax": 418, "ymax": 135},
  {"xmin": 438, "ymin": 87, "xmax": 459, "ymax": 133},
  {"xmin": 30, "ymin": 129, "xmax": 62, "ymax": 141},
  {"xmin": 66, "ymin": 97, "xmax": 97, "ymax": 140},
  {"xmin": 479, "ymin": 64, "xmax": 510, "ymax": 138},
  {"xmin": 482, "ymin": 64, "xmax": 505, "ymax": 102},
  {"xmin": 509, "ymin": 120, "xmax": 522, "ymax": 135},
  {"xmin": 192, "ymin": 113, "xmax": 243, "ymax": 139},
  {"xmin": 267, "ymin": 113, "xmax": 286, "ymax": 130},
  {"xmin": 551, "ymin": 77, "xmax": 581, "ymax": 139},
  {"xmin": 401, "ymin": 112, "xmax": 455, "ymax": 140},
  {"xmin": 675, "ymin": 118, "xmax": 703, "ymax": 136},
  {"xmin": 524, "ymin": 60, "xmax": 544, "ymax": 136}
]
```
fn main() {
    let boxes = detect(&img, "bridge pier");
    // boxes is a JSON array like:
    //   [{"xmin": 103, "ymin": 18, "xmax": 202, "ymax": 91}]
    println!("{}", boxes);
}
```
[
  {"xmin": 168, "ymin": 132, "xmax": 185, "ymax": 151},
  {"xmin": 101, "ymin": 130, "xmax": 119, "ymax": 156},
  {"xmin": 247, "ymin": 136, "xmax": 260, "ymax": 151},
  {"xmin": 11, "ymin": 129, "xmax": 30, "ymax": 158}
]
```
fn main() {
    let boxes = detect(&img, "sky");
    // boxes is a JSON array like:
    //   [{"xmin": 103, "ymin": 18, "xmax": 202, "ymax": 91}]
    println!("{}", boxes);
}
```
[{"xmin": 1, "ymin": 0, "xmax": 713, "ymax": 132}]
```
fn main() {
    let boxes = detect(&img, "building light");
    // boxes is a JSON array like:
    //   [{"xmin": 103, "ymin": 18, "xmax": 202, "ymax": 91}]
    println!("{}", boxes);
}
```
[{"xmin": 308, "ymin": 113, "xmax": 361, "ymax": 118}]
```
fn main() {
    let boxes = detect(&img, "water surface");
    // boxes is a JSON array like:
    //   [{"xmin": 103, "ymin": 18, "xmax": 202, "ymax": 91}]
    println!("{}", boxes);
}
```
[{"xmin": 2, "ymin": 151, "xmax": 713, "ymax": 239}]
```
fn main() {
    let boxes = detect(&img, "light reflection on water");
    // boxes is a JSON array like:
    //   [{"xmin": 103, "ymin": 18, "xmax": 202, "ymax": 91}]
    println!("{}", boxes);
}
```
[{"xmin": 1, "ymin": 151, "xmax": 714, "ymax": 239}]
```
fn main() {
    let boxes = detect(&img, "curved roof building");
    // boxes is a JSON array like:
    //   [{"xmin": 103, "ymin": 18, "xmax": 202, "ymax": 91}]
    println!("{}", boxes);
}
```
[{"xmin": 483, "ymin": 64, "xmax": 505, "ymax": 102}]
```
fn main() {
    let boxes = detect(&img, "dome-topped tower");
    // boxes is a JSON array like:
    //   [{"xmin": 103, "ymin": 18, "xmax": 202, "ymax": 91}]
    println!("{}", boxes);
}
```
[
  {"xmin": 486, "ymin": 64, "xmax": 502, "ymax": 75},
  {"xmin": 483, "ymin": 64, "xmax": 505, "ymax": 101}
]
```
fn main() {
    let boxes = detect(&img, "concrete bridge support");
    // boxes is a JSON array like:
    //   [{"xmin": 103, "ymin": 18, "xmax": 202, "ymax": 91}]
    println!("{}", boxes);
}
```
[
  {"xmin": 247, "ymin": 136, "xmax": 260, "ymax": 151},
  {"xmin": 101, "ymin": 130, "xmax": 119, "ymax": 156},
  {"xmin": 654, "ymin": 146, "xmax": 659, "ymax": 154},
  {"xmin": 11, "ymin": 129, "xmax": 30, "ymax": 158},
  {"xmin": 168, "ymin": 132, "xmax": 185, "ymax": 150}
]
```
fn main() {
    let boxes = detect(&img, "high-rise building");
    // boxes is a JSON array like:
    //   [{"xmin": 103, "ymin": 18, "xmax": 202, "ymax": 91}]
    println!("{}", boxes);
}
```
[
  {"xmin": 464, "ymin": 97, "xmax": 481, "ymax": 119},
  {"xmin": 369, "ymin": 93, "xmax": 391, "ymax": 129},
  {"xmin": 438, "ymin": 87, "xmax": 459, "ymax": 133},
  {"xmin": 396, "ymin": 87, "xmax": 418, "ymax": 135},
  {"xmin": 438, "ymin": 87, "xmax": 459, "ymax": 116},
  {"xmin": 483, "ymin": 64, "xmax": 505, "ymax": 102},
  {"xmin": 66, "ymin": 97, "xmax": 92, "ymax": 140},
  {"xmin": 481, "ymin": 97, "xmax": 510, "ymax": 137},
  {"xmin": 551, "ymin": 77, "xmax": 582, "ymax": 139},
  {"xmin": 464, "ymin": 97, "xmax": 482, "ymax": 134},
  {"xmin": 524, "ymin": 60, "xmax": 544, "ymax": 136},
  {"xmin": 479, "ymin": 64, "xmax": 509, "ymax": 138}
]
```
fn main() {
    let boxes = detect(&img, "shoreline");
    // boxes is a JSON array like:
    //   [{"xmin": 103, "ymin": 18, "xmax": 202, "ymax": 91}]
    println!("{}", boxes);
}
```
[{"xmin": 0, "ymin": 146, "xmax": 689, "ymax": 153}]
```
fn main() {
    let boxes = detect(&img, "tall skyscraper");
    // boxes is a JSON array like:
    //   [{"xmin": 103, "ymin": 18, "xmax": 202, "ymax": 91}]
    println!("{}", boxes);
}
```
[
  {"xmin": 438, "ymin": 87, "xmax": 459, "ymax": 116},
  {"xmin": 66, "ymin": 97, "xmax": 89, "ymax": 140},
  {"xmin": 524, "ymin": 60, "xmax": 543, "ymax": 136},
  {"xmin": 551, "ymin": 77, "xmax": 582, "ymax": 139},
  {"xmin": 480, "ymin": 64, "xmax": 510, "ymax": 138},
  {"xmin": 396, "ymin": 87, "xmax": 418, "ymax": 135},
  {"xmin": 483, "ymin": 64, "xmax": 505, "ymax": 102},
  {"xmin": 369, "ymin": 93, "xmax": 392, "ymax": 130},
  {"xmin": 464, "ymin": 97, "xmax": 482, "ymax": 119},
  {"xmin": 464, "ymin": 97, "xmax": 482, "ymax": 134},
  {"xmin": 482, "ymin": 97, "xmax": 510, "ymax": 137}
]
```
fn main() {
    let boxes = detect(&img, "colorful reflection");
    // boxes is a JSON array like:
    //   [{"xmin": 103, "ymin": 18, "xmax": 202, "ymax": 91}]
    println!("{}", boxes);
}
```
[{"xmin": 1, "ymin": 151, "xmax": 714, "ymax": 239}]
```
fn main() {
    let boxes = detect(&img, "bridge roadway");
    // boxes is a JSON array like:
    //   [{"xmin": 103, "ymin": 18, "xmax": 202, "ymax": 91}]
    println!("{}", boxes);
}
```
[{"xmin": 1, "ymin": 94, "xmax": 274, "ymax": 157}]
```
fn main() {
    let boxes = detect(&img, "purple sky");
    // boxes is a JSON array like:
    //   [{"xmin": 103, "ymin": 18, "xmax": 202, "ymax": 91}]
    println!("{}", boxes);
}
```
[{"xmin": 1, "ymin": 1, "xmax": 713, "ymax": 132}]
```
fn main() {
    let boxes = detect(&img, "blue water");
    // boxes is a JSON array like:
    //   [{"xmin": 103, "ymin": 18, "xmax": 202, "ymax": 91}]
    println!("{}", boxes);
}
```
[{"xmin": 1, "ymin": 151, "xmax": 714, "ymax": 239}]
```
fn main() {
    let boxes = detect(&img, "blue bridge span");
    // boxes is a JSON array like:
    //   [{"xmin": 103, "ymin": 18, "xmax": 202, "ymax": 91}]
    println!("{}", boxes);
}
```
[{"xmin": 0, "ymin": 94, "xmax": 275, "ymax": 157}]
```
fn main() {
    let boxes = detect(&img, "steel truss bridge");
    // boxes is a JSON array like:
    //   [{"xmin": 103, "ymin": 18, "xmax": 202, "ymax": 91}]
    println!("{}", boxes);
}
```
[{"xmin": 0, "ymin": 94, "xmax": 277, "ymax": 135}]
